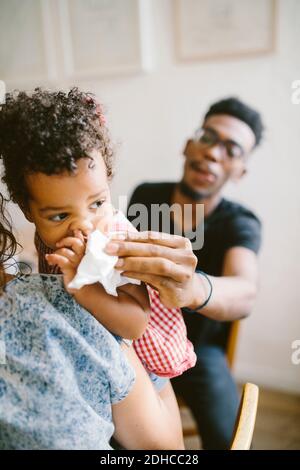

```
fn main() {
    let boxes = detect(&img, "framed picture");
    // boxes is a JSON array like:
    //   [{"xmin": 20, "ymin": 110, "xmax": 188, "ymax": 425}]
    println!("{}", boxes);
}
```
[
  {"xmin": 0, "ymin": 0, "xmax": 57, "ymax": 87},
  {"xmin": 59, "ymin": 0, "xmax": 152, "ymax": 79},
  {"xmin": 174, "ymin": 0, "xmax": 277, "ymax": 62}
]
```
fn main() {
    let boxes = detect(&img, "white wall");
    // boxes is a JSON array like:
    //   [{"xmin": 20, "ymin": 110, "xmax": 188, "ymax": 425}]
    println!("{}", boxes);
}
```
[{"xmin": 2, "ymin": 0, "xmax": 300, "ymax": 393}]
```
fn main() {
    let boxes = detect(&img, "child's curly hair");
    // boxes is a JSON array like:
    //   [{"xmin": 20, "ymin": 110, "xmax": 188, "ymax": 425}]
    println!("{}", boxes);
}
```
[
  {"xmin": 0, "ymin": 193, "xmax": 18, "ymax": 287},
  {"xmin": 0, "ymin": 87, "xmax": 114, "ymax": 208}
]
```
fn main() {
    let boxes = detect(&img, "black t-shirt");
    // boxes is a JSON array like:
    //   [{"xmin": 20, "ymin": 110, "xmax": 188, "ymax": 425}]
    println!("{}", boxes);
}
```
[{"xmin": 127, "ymin": 182, "xmax": 262, "ymax": 349}]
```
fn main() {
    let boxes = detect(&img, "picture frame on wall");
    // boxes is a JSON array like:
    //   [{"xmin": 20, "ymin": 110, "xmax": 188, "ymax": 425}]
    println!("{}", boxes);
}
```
[
  {"xmin": 59, "ymin": 0, "xmax": 152, "ymax": 79},
  {"xmin": 0, "ymin": 0, "xmax": 57, "ymax": 87},
  {"xmin": 174, "ymin": 0, "xmax": 277, "ymax": 62}
]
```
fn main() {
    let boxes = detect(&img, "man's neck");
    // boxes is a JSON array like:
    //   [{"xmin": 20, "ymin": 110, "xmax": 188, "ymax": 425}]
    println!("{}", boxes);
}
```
[{"xmin": 172, "ymin": 183, "xmax": 222, "ymax": 217}]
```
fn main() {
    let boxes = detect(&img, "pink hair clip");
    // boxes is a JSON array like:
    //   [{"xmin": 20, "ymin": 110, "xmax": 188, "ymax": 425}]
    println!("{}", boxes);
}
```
[
  {"xmin": 86, "ymin": 95, "xmax": 106, "ymax": 126},
  {"xmin": 95, "ymin": 103, "xmax": 106, "ymax": 125}
]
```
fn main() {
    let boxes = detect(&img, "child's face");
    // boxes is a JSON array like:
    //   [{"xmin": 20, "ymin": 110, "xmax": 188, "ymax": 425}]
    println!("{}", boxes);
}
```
[{"xmin": 25, "ymin": 152, "xmax": 114, "ymax": 249}]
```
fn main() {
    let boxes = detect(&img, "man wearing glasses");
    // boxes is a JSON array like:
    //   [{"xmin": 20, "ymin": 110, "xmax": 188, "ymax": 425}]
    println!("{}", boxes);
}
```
[{"xmin": 126, "ymin": 97, "xmax": 263, "ymax": 449}]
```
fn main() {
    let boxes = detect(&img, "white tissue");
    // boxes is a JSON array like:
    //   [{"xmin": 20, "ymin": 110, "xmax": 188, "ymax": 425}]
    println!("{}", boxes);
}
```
[{"xmin": 68, "ymin": 229, "xmax": 140, "ymax": 296}]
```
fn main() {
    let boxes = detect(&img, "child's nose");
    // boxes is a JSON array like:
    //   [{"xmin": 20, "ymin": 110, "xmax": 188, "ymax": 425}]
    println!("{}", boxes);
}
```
[{"xmin": 70, "ymin": 218, "xmax": 94, "ymax": 237}]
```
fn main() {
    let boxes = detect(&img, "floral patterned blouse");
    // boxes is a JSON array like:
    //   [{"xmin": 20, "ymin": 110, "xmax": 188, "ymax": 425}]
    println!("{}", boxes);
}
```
[{"xmin": 0, "ymin": 274, "xmax": 135, "ymax": 449}]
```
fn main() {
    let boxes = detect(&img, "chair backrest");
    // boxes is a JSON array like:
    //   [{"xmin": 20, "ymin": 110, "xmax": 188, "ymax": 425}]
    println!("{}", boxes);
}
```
[{"xmin": 230, "ymin": 383, "xmax": 259, "ymax": 450}]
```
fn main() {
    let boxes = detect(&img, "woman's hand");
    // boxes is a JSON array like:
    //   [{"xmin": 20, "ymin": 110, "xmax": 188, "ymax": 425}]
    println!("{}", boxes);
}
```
[
  {"xmin": 46, "ymin": 230, "xmax": 86, "ymax": 293},
  {"xmin": 105, "ymin": 231, "xmax": 200, "ymax": 309}
]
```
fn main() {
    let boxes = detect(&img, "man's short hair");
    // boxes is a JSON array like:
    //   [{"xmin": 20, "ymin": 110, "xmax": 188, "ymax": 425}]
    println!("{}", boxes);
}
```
[{"xmin": 204, "ymin": 97, "xmax": 264, "ymax": 147}]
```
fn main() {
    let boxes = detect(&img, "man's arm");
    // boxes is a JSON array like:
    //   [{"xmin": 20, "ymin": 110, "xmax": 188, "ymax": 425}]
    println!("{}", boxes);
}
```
[
  {"xmin": 105, "ymin": 232, "xmax": 259, "ymax": 321},
  {"xmin": 187, "ymin": 246, "xmax": 259, "ymax": 321}
]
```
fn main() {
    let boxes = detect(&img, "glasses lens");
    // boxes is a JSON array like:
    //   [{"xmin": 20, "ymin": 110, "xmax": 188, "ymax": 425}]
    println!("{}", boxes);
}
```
[
  {"xmin": 196, "ymin": 129, "xmax": 216, "ymax": 147},
  {"xmin": 226, "ymin": 142, "xmax": 243, "ymax": 159}
]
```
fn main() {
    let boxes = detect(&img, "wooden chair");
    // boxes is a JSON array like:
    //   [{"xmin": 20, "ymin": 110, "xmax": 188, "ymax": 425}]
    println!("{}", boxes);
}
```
[
  {"xmin": 225, "ymin": 320, "xmax": 240, "ymax": 369},
  {"xmin": 178, "ymin": 320, "xmax": 240, "ymax": 438},
  {"xmin": 230, "ymin": 383, "xmax": 259, "ymax": 450}
]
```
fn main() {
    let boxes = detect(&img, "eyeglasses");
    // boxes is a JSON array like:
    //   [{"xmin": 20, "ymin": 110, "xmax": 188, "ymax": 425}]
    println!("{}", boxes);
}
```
[{"xmin": 193, "ymin": 127, "xmax": 245, "ymax": 160}]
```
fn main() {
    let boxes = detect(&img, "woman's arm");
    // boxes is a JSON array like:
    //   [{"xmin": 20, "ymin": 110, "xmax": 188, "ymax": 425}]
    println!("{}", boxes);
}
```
[{"xmin": 112, "ymin": 344, "xmax": 184, "ymax": 450}]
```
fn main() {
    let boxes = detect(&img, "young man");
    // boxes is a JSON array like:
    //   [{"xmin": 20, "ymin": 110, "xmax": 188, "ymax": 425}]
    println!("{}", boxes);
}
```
[{"xmin": 124, "ymin": 97, "xmax": 263, "ymax": 449}]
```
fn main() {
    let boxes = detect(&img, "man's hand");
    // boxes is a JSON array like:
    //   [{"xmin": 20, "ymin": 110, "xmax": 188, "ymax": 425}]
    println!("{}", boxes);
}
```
[
  {"xmin": 105, "ymin": 231, "xmax": 201, "ymax": 309},
  {"xmin": 46, "ymin": 230, "xmax": 86, "ymax": 293}
]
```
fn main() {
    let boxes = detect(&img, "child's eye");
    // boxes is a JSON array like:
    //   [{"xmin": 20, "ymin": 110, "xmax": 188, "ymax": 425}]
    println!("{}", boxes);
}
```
[
  {"xmin": 48, "ymin": 213, "xmax": 68, "ymax": 222},
  {"xmin": 90, "ymin": 200, "xmax": 105, "ymax": 210}
]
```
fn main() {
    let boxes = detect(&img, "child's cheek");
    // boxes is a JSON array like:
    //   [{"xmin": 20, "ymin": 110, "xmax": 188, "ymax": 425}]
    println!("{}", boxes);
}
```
[{"xmin": 38, "ymin": 224, "xmax": 65, "ymax": 250}]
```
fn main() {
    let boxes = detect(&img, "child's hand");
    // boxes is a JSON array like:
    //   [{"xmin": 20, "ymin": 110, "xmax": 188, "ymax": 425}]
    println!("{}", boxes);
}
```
[{"xmin": 46, "ymin": 230, "xmax": 86, "ymax": 293}]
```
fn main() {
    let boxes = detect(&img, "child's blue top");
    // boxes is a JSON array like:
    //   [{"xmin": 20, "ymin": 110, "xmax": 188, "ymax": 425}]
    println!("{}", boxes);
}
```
[{"xmin": 0, "ymin": 274, "xmax": 135, "ymax": 449}]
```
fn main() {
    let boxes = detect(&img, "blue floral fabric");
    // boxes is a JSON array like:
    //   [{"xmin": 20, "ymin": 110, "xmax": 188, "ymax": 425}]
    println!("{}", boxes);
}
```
[{"xmin": 0, "ymin": 274, "xmax": 135, "ymax": 449}]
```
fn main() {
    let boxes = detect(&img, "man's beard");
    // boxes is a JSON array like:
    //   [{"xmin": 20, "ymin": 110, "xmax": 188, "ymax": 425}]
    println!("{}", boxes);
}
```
[{"xmin": 178, "ymin": 179, "xmax": 207, "ymax": 201}]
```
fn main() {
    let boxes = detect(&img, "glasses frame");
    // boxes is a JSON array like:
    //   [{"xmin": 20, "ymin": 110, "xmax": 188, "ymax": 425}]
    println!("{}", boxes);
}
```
[{"xmin": 193, "ymin": 127, "xmax": 245, "ymax": 160}]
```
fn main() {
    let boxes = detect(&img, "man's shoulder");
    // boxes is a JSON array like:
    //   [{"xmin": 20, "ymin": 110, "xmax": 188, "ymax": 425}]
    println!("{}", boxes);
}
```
[
  {"xmin": 129, "ymin": 181, "xmax": 175, "ymax": 204},
  {"xmin": 211, "ymin": 198, "xmax": 262, "ymax": 254},
  {"xmin": 132, "ymin": 181, "xmax": 175, "ymax": 193},
  {"xmin": 215, "ymin": 198, "xmax": 261, "ymax": 226}
]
